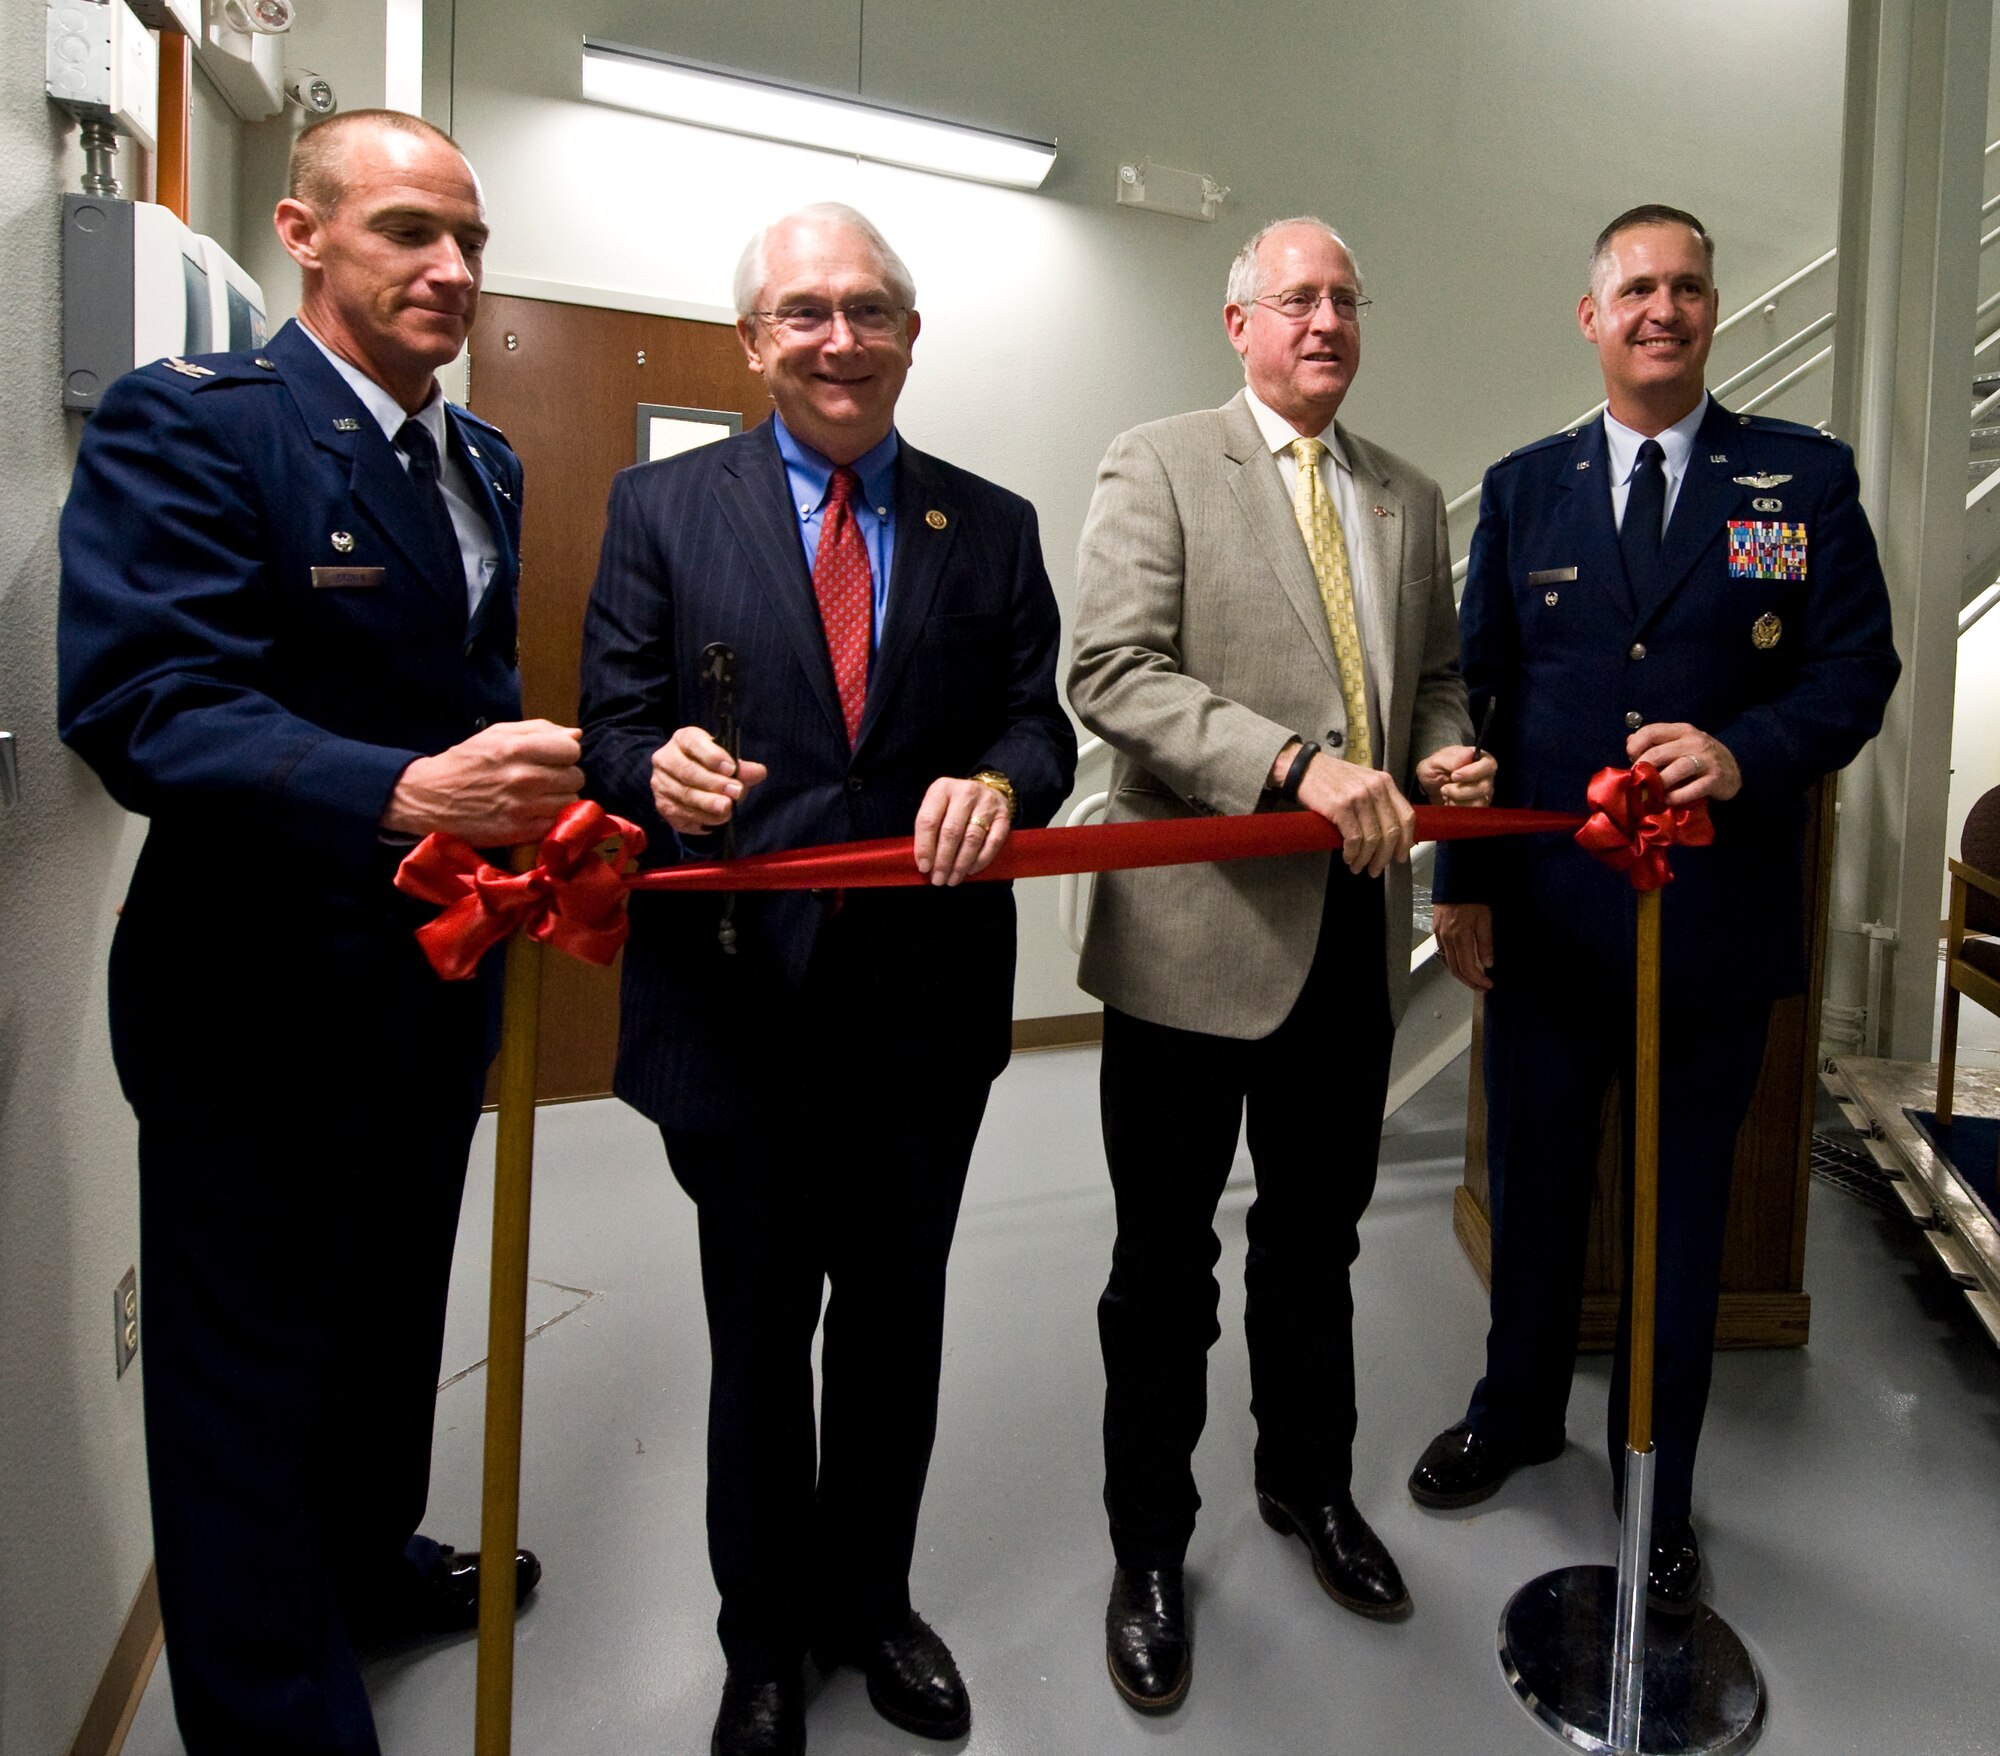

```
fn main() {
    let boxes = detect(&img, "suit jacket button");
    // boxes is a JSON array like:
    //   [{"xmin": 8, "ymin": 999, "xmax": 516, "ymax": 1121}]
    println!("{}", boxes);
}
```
[
  {"xmin": 1624, "ymin": 711, "xmax": 1642, "ymax": 730},
  {"xmin": 1326, "ymin": 730, "xmax": 1345, "ymax": 749},
  {"xmin": 1628, "ymin": 642, "xmax": 1647, "ymax": 661},
  {"xmin": 473, "ymin": 716, "xmax": 488, "ymax": 731},
  {"xmin": 846, "ymin": 777, "xmax": 863, "ymax": 793}
]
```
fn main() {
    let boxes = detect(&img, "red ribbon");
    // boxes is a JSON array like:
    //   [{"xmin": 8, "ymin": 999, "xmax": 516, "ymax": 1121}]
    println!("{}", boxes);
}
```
[
  {"xmin": 627, "ymin": 804, "xmax": 1581, "ymax": 893},
  {"xmin": 1573, "ymin": 763, "xmax": 1714, "ymax": 892},
  {"xmin": 395, "ymin": 801, "xmax": 647, "ymax": 980},
  {"xmin": 396, "ymin": 795, "xmax": 1651, "ymax": 977}
]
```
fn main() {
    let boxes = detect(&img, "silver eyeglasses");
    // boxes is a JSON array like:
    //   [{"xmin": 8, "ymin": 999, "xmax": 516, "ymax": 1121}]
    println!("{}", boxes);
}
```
[
  {"xmin": 1251, "ymin": 288, "xmax": 1371, "ymax": 323},
  {"xmin": 751, "ymin": 301, "xmax": 907, "ymax": 338}
]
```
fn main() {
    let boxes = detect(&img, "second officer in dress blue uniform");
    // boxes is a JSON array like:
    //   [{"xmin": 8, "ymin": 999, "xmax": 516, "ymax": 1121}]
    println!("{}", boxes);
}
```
[{"xmin": 1407, "ymin": 206, "xmax": 1900, "ymax": 1614}]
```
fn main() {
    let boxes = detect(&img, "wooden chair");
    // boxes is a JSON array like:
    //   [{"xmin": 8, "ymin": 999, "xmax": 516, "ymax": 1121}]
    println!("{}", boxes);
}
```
[{"xmin": 1937, "ymin": 785, "xmax": 2000, "ymax": 1123}]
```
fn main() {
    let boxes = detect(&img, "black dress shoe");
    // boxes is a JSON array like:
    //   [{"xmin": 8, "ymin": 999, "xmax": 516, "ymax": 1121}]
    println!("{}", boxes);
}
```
[
  {"xmin": 711, "ymin": 1670, "xmax": 805, "ymax": 1756},
  {"xmin": 360, "ymin": 1545, "xmax": 543, "ymax": 1638},
  {"xmin": 1647, "ymin": 1516, "xmax": 1702, "ymax": 1618},
  {"xmin": 1256, "ymin": 1489, "xmax": 1411, "ymax": 1619},
  {"xmin": 819, "ymin": 1612, "xmax": 969, "ymax": 1740},
  {"xmin": 1105, "ymin": 1565, "xmax": 1190, "ymax": 1714},
  {"xmin": 1407, "ymin": 1421, "xmax": 1564, "ymax": 1510}
]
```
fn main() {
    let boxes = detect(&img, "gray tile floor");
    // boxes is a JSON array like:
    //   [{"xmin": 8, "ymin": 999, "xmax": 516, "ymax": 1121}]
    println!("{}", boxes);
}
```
[{"xmin": 124, "ymin": 1050, "xmax": 2000, "ymax": 1755}]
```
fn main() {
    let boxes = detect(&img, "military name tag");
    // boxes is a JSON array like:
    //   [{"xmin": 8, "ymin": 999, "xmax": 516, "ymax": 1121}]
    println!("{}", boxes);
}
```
[
  {"xmin": 311, "ymin": 566, "xmax": 385, "ymax": 589},
  {"xmin": 1726, "ymin": 519, "xmax": 1807, "ymax": 582},
  {"xmin": 1526, "ymin": 567, "xmax": 1577, "ymax": 586}
]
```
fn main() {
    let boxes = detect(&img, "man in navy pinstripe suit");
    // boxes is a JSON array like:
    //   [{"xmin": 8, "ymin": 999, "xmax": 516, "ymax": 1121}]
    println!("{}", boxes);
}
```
[{"xmin": 578, "ymin": 204, "xmax": 1074, "ymax": 1756}]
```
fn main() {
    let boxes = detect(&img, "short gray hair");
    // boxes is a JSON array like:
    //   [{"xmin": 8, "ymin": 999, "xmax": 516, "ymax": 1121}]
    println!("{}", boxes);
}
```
[
  {"xmin": 1225, "ymin": 215, "xmax": 1365, "ymax": 308},
  {"xmin": 732, "ymin": 202, "xmax": 917, "ymax": 319}
]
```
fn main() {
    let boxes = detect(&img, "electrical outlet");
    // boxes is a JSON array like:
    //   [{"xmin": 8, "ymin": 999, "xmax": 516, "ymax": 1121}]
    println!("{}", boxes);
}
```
[{"xmin": 114, "ymin": 1267, "xmax": 138, "ymax": 1377}]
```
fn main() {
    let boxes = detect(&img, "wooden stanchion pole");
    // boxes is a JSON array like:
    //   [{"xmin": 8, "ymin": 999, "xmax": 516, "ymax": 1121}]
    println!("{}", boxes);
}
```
[{"xmin": 473, "ymin": 855, "xmax": 545, "ymax": 1756}]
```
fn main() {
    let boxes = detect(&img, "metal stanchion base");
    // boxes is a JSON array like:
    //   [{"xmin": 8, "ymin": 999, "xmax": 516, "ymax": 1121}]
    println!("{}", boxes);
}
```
[{"xmin": 1499, "ymin": 1566, "xmax": 1764, "ymax": 1755}]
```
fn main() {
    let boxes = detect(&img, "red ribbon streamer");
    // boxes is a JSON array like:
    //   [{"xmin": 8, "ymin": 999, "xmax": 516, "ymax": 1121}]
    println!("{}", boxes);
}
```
[
  {"xmin": 397, "ymin": 779, "xmax": 1698, "ymax": 979},
  {"xmin": 395, "ymin": 801, "xmax": 647, "ymax": 980},
  {"xmin": 628, "ymin": 804, "xmax": 1581, "ymax": 893},
  {"xmin": 1573, "ymin": 762, "xmax": 1714, "ymax": 892}
]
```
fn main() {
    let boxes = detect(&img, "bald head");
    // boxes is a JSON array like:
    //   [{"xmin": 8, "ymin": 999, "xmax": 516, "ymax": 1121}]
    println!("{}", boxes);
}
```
[{"xmin": 288, "ymin": 109, "xmax": 469, "ymax": 218}]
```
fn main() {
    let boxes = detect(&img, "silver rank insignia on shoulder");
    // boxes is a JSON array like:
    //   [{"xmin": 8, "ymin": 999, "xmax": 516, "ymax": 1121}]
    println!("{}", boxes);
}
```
[
  {"xmin": 1734, "ymin": 472, "xmax": 1793, "ymax": 489},
  {"xmin": 332, "ymin": 417, "xmax": 360, "ymax": 431},
  {"xmin": 162, "ymin": 356, "xmax": 215, "ymax": 379}
]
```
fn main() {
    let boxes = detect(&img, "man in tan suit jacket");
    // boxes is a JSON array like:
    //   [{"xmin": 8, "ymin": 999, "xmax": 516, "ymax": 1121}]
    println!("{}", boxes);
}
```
[{"xmin": 1068, "ymin": 216, "xmax": 1492, "ymax": 1714}]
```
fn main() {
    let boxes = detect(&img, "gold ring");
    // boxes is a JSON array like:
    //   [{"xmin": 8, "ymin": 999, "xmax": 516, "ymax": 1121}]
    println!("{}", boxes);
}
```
[{"xmin": 967, "ymin": 819, "xmax": 991, "ymax": 835}]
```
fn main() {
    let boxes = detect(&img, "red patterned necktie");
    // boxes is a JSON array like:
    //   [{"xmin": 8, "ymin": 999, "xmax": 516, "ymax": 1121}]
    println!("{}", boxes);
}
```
[{"xmin": 814, "ymin": 466, "xmax": 873, "ymax": 746}]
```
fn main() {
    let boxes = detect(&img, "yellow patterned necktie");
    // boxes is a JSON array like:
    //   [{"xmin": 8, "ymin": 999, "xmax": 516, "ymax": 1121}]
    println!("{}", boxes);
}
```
[{"xmin": 1287, "ymin": 437, "xmax": 1372, "ymax": 769}]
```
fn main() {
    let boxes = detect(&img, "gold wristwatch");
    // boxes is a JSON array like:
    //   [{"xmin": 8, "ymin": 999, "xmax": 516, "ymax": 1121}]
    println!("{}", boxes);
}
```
[{"xmin": 969, "ymin": 769, "xmax": 1018, "ymax": 819}]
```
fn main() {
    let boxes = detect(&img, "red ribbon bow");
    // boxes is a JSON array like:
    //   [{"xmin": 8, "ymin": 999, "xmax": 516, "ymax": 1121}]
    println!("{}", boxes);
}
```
[
  {"xmin": 1573, "ymin": 762, "xmax": 1714, "ymax": 892},
  {"xmin": 394, "ymin": 801, "xmax": 647, "ymax": 980}
]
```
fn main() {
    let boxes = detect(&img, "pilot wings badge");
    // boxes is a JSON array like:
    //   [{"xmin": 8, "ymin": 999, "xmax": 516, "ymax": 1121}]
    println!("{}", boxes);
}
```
[{"xmin": 1732, "ymin": 472, "xmax": 1793, "ymax": 489}]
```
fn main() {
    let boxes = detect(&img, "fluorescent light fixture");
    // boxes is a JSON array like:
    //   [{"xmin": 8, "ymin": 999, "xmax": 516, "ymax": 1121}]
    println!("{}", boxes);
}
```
[{"xmin": 580, "ymin": 39, "xmax": 1057, "ymax": 191}]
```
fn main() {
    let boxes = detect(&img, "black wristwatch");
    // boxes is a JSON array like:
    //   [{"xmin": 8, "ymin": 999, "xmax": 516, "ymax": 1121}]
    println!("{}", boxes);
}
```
[{"xmin": 1279, "ymin": 739, "xmax": 1321, "ymax": 801}]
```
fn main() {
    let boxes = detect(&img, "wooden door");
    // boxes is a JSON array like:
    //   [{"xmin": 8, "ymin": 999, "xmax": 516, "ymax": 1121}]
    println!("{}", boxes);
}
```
[
  {"xmin": 1452, "ymin": 776, "xmax": 1836, "ymax": 1350},
  {"xmin": 466, "ymin": 293, "xmax": 766, "ymax": 1101}
]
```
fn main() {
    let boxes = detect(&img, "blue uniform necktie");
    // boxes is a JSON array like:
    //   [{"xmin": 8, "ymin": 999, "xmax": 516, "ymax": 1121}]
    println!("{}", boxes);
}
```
[
  {"xmin": 1620, "ymin": 437, "xmax": 1667, "ymax": 598},
  {"xmin": 395, "ymin": 418, "xmax": 466, "ymax": 607}
]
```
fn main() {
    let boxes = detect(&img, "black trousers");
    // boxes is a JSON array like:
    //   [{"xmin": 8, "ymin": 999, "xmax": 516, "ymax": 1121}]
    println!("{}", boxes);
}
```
[
  {"xmin": 1466, "ymin": 962, "xmax": 1771, "ymax": 1519},
  {"xmin": 137, "ymin": 1047, "xmax": 485, "ymax": 1756},
  {"xmin": 661, "ymin": 919, "xmax": 992, "ymax": 1678},
  {"xmin": 1097, "ymin": 864, "xmax": 1393, "ymax": 1571}
]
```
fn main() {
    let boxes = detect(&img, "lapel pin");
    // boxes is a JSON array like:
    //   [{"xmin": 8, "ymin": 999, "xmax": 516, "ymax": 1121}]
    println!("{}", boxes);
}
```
[
  {"xmin": 331, "ymin": 531, "xmax": 355, "ymax": 552},
  {"xmin": 162, "ymin": 356, "xmax": 214, "ymax": 379},
  {"xmin": 467, "ymin": 444, "xmax": 480, "ymax": 459},
  {"xmin": 1371, "ymin": 504, "xmax": 1390, "ymax": 517},
  {"xmin": 332, "ymin": 417, "xmax": 360, "ymax": 431},
  {"xmin": 1735, "ymin": 472, "xmax": 1792, "ymax": 489},
  {"xmin": 925, "ymin": 509, "xmax": 947, "ymax": 529}
]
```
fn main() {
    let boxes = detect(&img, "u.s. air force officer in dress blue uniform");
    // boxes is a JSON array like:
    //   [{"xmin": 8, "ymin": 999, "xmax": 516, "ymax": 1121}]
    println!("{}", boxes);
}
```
[
  {"xmin": 578, "ymin": 204, "xmax": 1074, "ymax": 1756},
  {"xmin": 1407, "ymin": 207, "xmax": 1900, "ymax": 1614},
  {"xmin": 58, "ymin": 112, "xmax": 577, "ymax": 1754}
]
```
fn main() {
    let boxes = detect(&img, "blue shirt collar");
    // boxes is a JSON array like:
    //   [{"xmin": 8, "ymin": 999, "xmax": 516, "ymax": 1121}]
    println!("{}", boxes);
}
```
[{"xmin": 772, "ymin": 415, "xmax": 900, "ymax": 520}]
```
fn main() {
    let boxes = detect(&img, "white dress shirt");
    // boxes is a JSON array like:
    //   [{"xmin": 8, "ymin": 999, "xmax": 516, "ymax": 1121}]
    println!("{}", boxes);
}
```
[
  {"xmin": 1604, "ymin": 396, "xmax": 1708, "ymax": 539},
  {"xmin": 1243, "ymin": 386, "xmax": 1382, "ymax": 761},
  {"xmin": 298, "ymin": 321, "xmax": 499, "ymax": 615}
]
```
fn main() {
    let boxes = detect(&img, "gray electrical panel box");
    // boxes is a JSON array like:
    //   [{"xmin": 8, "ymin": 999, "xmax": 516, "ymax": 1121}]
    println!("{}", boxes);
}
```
[{"xmin": 62, "ymin": 193, "xmax": 267, "ymax": 411}]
